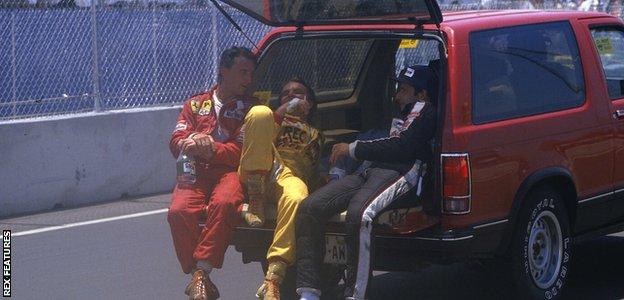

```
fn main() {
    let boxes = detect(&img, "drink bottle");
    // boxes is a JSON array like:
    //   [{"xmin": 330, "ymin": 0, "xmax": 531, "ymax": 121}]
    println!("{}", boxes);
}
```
[{"xmin": 176, "ymin": 151, "xmax": 196, "ymax": 184}]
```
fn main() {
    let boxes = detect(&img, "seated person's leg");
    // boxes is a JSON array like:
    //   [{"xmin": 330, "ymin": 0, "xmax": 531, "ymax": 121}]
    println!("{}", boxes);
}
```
[
  {"xmin": 343, "ymin": 168, "xmax": 401, "ymax": 299},
  {"xmin": 239, "ymin": 105, "xmax": 277, "ymax": 227},
  {"xmin": 296, "ymin": 175, "xmax": 364, "ymax": 298},
  {"xmin": 256, "ymin": 167, "xmax": 309, "ymax": 298}
]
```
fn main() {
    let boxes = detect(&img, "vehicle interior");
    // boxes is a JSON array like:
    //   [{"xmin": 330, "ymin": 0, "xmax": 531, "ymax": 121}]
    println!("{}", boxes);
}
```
[{"xmin": 251, "ymin": 33, "xmax": 445, "ymax": 234}]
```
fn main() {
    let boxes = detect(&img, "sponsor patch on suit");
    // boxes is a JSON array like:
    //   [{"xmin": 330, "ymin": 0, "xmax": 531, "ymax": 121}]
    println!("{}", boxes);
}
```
[
  {"xmin": 174, "ymin": 121, "xmax": 187, "ymax": 132},
  {"xmin": 198, "ymin": 100, "xmax": 212, "ymax": 116},
  {"xmin": 223, "ymin": 109, "xmax": 244, "ymax": 121},
  {"xmin": 190, "ymin": 100, "xmax": 200, "ymax": 114}
]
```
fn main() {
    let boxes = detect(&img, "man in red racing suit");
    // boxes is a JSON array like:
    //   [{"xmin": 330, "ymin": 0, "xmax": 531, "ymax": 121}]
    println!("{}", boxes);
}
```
[{"xmin": 167, "ymin": 47, "xmax": 258, "ymax": 300}]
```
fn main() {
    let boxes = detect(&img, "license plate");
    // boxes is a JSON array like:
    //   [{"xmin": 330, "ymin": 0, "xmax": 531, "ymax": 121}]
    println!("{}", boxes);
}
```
[{"xmin": 324, "ymin": 235, "xmax": 346, "ymax": 265}]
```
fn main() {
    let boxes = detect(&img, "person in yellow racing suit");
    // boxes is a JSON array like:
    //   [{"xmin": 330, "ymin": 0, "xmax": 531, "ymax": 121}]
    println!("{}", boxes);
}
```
[{"xmin": 239, "ymin": 77, "xmax": 324, "ymax": 300}]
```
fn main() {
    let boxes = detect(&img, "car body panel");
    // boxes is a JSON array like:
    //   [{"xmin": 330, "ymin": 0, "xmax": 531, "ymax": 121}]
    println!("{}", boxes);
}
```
[
  {"xmin": 434, "ymin": 11, "xmax": 619, "ymax": 231},
  {"xmin": 231, "ymin": 9, "xmax": 624, "ymax": 266}
]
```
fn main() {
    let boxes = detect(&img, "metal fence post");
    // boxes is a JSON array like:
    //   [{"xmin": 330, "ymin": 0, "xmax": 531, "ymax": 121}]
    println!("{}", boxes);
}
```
[
  {"xmin": 151, "ymin": 2, "xmax": 157, "ymax": 103},
  {"xmin": 90, "ymin": 0, "xmax": 102, "ymax": 112},
  {"xmin": 210, "ymin": 5, "xmax": 218, "ymax": 90},
  {"xmin": 11, "ymin": 11, "xmax": 17, "ymax": 118}
]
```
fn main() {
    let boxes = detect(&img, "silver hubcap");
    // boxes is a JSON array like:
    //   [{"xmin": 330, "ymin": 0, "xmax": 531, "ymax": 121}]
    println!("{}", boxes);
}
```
[{"xmin": 528, "ymin": 210, "xmax": 562, "ymax": 289}]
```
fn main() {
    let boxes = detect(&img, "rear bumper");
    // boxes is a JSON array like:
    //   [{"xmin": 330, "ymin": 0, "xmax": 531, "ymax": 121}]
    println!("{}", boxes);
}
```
[{"xmin": 231, "ymin": 218, "xmax": 508, "ymax": 271}]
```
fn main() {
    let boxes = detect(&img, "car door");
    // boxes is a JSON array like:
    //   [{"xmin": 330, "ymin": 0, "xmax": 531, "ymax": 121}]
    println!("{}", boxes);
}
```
[{"xmin": 587, "ymin": 22, "xmax": 624, "ymax": 222}]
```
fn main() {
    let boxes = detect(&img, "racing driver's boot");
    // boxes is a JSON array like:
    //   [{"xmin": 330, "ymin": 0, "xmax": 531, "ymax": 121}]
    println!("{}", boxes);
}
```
[
  {"xmin": 185, "ymin": 269, "xmax": 220, "ymax": 300},
  {"xmin": 256, "ymin": 260, "xmax": 287, "ymax": 300},
  {"xmin": 242, "ymin": 171, "xmax": 267, "ymax": 227}
]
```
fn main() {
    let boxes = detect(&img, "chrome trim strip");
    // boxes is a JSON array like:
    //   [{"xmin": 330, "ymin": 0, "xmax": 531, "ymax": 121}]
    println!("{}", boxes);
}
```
[
  {"xmin": 415, "ymin": 235, "xmax": 475, "ymax": 242},
  {"xmin": 473, "ymin": 219, "xmax": 509, "ymax": 230},
  {"xmin": 614, "ymin": 188, "xmax": 624, "ymax": 195},
  {"xmin": 578, "ymin": 191, "xmax": 613, "ymax": 204},
  {"xmin": 380, "ymin": 234, "xmax": 474, "ymax": 242}
]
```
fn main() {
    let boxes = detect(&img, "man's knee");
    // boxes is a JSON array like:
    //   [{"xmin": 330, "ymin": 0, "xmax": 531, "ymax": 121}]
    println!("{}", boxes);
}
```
[
  {"xmin": 282, "ymin": 185, "xmax": 308, "ymax": 207},
  {"xmin": 168, "ymin": 195, "xmax": 192, "ymax": 223},
  {"xmin": 167, "ymin": 205, "xmax": 189, "ymax": 226},
  {"xmin": 206, "ymin": 196, "xmax": 237, "ymax": 216},
  {"xmin": 298, "ymin": 194, "xmax": 331, "ymax": 219},
  {"xmin": 246, "ymin": 105, "xmax": 273, "ymax": 122}
]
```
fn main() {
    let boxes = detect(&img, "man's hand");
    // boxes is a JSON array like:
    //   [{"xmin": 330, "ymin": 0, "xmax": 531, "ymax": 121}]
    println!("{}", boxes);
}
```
[
  {"xmin": 330, "ymin": 142, "xmax": 350, "ymax": 166},
  {"xmin": 192, "ymin": 133, "xmax": 213, "ymax": 150},
  {"xmin": 177, "ymin": 133, "xmax": 214, "ymax": 159},
  {"xmin": 178, "ymin": 138, "xmax": 199, "ymax": 156},
  {"xmin": 292, "ymin": 98, "xmax": 311, "ymax": 117},
  {"xmin": 191, "ymin": 133, "xmax": 215, "ymax": 160}
]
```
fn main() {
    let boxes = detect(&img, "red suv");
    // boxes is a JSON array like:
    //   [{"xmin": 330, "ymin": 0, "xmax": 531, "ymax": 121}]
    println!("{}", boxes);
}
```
[{"xmin": 219, "ymin": 1, "xmax": 624, "ymax": 299}]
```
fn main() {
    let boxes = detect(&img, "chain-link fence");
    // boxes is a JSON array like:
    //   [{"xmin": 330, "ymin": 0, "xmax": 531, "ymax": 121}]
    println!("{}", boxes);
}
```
[
  {"xmin": 0, "ymin": 1, "xmax": 269, "ymax": 120},
  {"xmin": 1, "ymin": 0, "xmax": 622, "ymax": 120}
]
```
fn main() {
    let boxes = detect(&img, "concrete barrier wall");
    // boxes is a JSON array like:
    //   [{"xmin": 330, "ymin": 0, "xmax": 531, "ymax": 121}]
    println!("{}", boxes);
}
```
[{"xmin": 0, "ymin": 107, "xmax": 181, "ymax": 217}]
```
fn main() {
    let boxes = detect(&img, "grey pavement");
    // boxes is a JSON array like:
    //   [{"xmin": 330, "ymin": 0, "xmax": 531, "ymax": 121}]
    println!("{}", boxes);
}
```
[{"xmin": 2, "ymin": 194, "xmax": 624, "ymax": 299}]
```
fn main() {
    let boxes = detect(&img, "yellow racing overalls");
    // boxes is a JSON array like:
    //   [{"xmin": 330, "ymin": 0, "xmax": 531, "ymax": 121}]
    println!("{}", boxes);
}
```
[{"xmin": 239, "ymin": 105, "xmax": 323, "ymax": 264}]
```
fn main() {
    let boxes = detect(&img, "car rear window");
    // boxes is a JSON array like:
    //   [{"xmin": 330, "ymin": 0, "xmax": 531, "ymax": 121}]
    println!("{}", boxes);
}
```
[
  {"xmin": 395, "ymin": 39, "xmax": 440, "ymax": 76},
  {"xmin": 255, "ymin": 38, "xmax": 373, "ymax": 104},
  {"xmin": 470, "ymin": 21, "xmax": 585, "ymax": 124}
]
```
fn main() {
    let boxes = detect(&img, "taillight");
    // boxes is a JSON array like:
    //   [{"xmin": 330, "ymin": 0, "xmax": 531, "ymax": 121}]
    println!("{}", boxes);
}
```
[{"xmin": 441, "ymin": 153, "xmax": 471, "ymax": 214}]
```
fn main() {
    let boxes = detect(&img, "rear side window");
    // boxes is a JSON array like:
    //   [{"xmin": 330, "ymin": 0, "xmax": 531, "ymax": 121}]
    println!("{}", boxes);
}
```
[
  {"xmin": 590, "ymin": 28, "xmax": 624, "ymax": 99},
  {"xmin": 470, "ymin": 21, "xmax": 585, "ymax": 124}
]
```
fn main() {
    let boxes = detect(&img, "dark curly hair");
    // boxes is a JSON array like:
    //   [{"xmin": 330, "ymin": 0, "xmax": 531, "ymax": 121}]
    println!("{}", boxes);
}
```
[{"xmin": 217, "ymin": 46, "xmax": 256, "ymax": 83}]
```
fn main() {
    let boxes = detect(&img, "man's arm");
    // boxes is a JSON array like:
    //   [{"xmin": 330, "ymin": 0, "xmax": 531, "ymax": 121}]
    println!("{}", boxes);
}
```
[
  {"xmin": 169, "ymin": 101, "xmax": 196, "ymax": 159},
  {"xmin": 209, "ymin": 137, "xmax": 243, "ymax": 168},
  {"xmin": 351, "ymin": 104, "xmax": 436, "ymax": 163}
]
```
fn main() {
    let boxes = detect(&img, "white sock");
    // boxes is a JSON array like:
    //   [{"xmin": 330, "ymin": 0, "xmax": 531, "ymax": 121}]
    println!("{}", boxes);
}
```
[
  {"xmin": 196, "ymin": 260, "xmax": 213, "ymax": 274},
  {"xmin": 298, "ymin": 289, "xmax": 321, "ymax": 300}
]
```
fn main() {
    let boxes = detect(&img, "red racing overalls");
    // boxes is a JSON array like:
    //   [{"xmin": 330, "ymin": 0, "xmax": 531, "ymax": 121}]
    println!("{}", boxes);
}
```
[{"xmin": 167, "ymin": 86, "xmax": 257, "ymax": 273}]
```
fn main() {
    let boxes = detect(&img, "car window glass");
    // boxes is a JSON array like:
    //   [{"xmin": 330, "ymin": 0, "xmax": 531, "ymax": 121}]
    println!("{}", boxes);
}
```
[
  {"xmin": 256, "ymin": 38, "xmax": 373, "ymax": 105},
  {"xmin": 470, "ymin": 21, "xmax": 585, "ymax": 124},
  {"xmin": 395, "ymin": 39, "xmax": 440, "ymax": 76},
  {"xmin": 590, "ymin": 28, "xmax": 624, "ymax": 100}
]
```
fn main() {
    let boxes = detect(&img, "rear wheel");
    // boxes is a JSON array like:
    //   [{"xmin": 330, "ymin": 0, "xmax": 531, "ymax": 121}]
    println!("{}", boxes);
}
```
[{"xmin": 509, "ymin": 186, "xmax": 572, "ymax": 299}]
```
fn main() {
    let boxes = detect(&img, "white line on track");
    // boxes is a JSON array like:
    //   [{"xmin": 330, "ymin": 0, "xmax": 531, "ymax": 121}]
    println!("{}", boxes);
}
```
[{"xmin": 12, "ymin": 208, "xmax": 169, "ymax": 237}]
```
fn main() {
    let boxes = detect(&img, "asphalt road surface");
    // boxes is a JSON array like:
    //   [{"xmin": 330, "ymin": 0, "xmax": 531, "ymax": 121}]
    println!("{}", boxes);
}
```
[{"xmin": 2, "ymin": 193, "xmax": 623, "ymax": 300}]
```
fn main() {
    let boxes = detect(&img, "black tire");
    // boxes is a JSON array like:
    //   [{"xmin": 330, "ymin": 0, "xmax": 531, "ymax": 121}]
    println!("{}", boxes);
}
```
[{"xmin": 509, "ymin": 186, "xmax": 572, "ymax": 300}]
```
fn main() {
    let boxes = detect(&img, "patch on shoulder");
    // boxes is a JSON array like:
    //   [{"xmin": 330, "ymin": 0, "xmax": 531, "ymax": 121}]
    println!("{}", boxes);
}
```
[
  {"xmin": 190, "ymin": 100, "xmax": 200, "ymax": 114},
  {"xmin": 198, "ymin": 100, "xmax": 212, "ymax": 116}
]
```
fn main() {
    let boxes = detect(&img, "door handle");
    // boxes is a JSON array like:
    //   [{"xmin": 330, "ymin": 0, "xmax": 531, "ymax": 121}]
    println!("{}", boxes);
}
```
[{"xmin": 614, "ymin": 110, "xmax": 624, "ymax": 119}]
